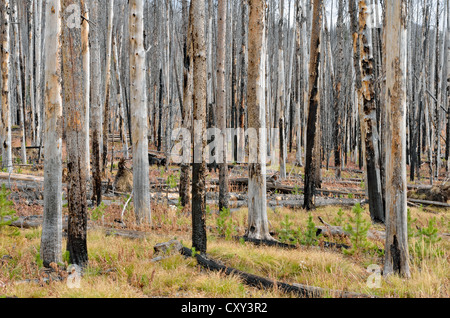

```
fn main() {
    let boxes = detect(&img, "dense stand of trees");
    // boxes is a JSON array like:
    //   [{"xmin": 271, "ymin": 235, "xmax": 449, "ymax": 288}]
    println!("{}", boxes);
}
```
[{"xmin": 3, "ymin": 0, "xmax": 449, "ymax": 278}]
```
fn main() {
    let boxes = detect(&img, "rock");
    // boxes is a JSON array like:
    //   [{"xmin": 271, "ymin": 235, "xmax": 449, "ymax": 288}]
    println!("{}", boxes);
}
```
[{"xmin": 153, "ymin": 239, "xmax": 183, "ymax": 256}]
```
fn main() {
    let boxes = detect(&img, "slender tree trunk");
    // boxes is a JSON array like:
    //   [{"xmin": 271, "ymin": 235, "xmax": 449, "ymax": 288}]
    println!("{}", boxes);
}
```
[
  {"xmin": 294, "ymin": 0, "xmax": 303, "ymax": 167},
  {"xmin": 239, "ymin": 0, "xmax": 248, "ymax": 170},
  {"xmin": 41, "ymin": 0, "xmax": 63, "ymax": 268},
  {"xmin": 217, "ymin": 0, "xmax": 229, "ymax": 212},
  {"xmin": 90, "ymin": 0, "xmax": 102, "ymax": 207},
  {"xmin": 12, "ymin": 0, "xmax": 26, "ymax": 165},
  {"xmin": 278, "ymin": 1, "xmax": 287, "ymax": 179},
  {"xmin": 384, "ymin": 0, "xmax": 411, "ymax": 278},
  {"xmin": 62, "ymin": 0, "xmax": 88, "ymax": 268},
  {"xmin": 191, "ymin": 0, "xmax": 208, "ymax": 254},
  {"xmin": 129, "ymin": 0, "xmax": 151, "ymax": 224},
  {"xmin": 164, "ymin": 0, "xmax": 172, "ymax": 168},
  {"xmin": 359, "ymin": 0, "xmax": 385, "ymax": 224},
  {"xmin": 333, "ymin": 0, "xmax": 344, "ymax": 179},
  {"xmin": 179, "ymin": 0, "xmax": 192, "ymax": 208},
  {"xmin": 102, "ymin": 0, "xmax": 115, "ymax": 173},
  {"xmin": 34, "ymin": 0, "xmax": 43, "ymax": 148},
  {"xmin": 349, "ymin": 0, "xmax": 368, "ymax": 195},
  {"xmin": 447, "ymin": 0, "xmax": 450, "ymax": 170},
  {"xmin": 27, "ymin": 0, "xmax": 36, "ymax": 146},
  {"xmin": 246, "ymin": 0, "xmax": 271, "ymax": 240},
  {"xmin": 434, "ymin": 0, "xmax": 441, "ymax": 180},
  {"xmin": 113, "ymin": 34, "xmax": 129, "ymax": 160},
  {"xmin": 303, "ymin": 0, "xmax": 323, "ymax": 211},
  {"xmin": 81, "ymin": 0, "xmax": 90, "ymax": 175},
  {"xmin": 1, "ymin": 0, "xmax": 12, "ymax": 173}
]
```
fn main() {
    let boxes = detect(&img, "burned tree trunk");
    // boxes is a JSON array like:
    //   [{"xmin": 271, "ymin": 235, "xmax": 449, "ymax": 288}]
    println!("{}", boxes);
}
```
[
  {"xmin": 191, "ymin": 0, "xmax": 208, "ymax": 254},
  {"xmin": 61, "ymin": 0, "xmax": 88, "ymax": 267},
  {"xmin": 217, "ymin": 0, "xmax": 229, "ymax": 212},
  {"xmin": 89, "ymin": 0, "xmax": 103, "ymax": 207},
  {"xmin": 246, "ymin": 0, "xmax": 272, "ymax": 240},
  {"xmin": 41, "ymin": 0, "xmax": 63, "ymax": 268},
  {"xmin": 303, "ymin": 0, "xmax": 323, "ymax": 211},
  {"xmin": 179, "ymin": 0, "xmax": 193, "ymax": 208},
  {"xmin": 384, "ymin": 0, "xmax": 411, "ymax": 278},
  {"xmin": 359, "ymin": 0, "xmax": 385, "ymax": 224}
]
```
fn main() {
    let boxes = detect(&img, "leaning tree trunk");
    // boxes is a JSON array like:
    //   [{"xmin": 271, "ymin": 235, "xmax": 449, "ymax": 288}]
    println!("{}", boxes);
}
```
[
  {"xmin": 1, "ymin": 0, "xmax": 12, "ymax": 173},
  {"xmin": 191, "ymin": 0, "xmax": 208, "ymax": 254},
  {"xmin": 359, "ymin": 0, "xmax": 385, "ymax": 224},
  {"xmin": 129, "ymin": 0, "xmax": 151, "ymax": 225},
  {"xmin": 303, "ymin": 0, "xmax": 323, "ymax": 211},
  {"xmin": 61, "ymin": 0, "xmax": 88, "ymax": 268},
  {"xmin": 40, "ymin": 0, "xmax": 63, "ymax": 268},
  {"xmin": 246, "ymin": 0, "xmax": 272, "ymax": 240},
  {"xmin": 217, "ymin": 0, "xmax": 229, "ymax": 212},
  {"xmin": 384, "ymin": 0, "xmax": 411, "ymax": 278}
]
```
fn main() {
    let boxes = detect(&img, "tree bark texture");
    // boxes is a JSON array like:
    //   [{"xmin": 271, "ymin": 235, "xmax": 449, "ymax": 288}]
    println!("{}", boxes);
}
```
[{"xmin": 61, "ymin": 0, "xmax": 88, "ymax": 268}]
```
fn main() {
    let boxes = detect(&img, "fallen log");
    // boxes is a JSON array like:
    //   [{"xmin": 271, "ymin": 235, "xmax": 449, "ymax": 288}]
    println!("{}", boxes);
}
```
[
  {"xmin": 407, "ymin": 198, "xmax": 450, "ymax": 208},
  {"xmin": 238, "ymin": 236, "xmax": 350, "ymax": 250},
  {"xmin": 407, "ymin": 201, "xmax": 440, "ymax": 214},
  {"xmin": 3, "ymin": 216, "xmax": 44, "ymax": 229},
  {"xmin": 179, "ymin": 246, "xmax": 373, "ymax": 298},
  {"xmin": 329, "ymin": 167, "xmax": 364, "ymax": 174},
  {"xmin": 103, "ymin": 228, "xmax": 151, "ymax": 240},
  {"xmin": 236, "ymin": 237, "xmax": 298, "ymax": 249},
  {"xmin": 0, "ymin": 172, "xmax": 44, "ymax": 183},
  {"xmin": 317, "ymin": 217, "xmax": 386, "ymax": 241}
]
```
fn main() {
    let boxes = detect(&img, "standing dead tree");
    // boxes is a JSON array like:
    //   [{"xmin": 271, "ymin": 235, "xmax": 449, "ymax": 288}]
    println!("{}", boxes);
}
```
[
  {"xmin": 129, "ymin": 0, "xmax": 151, "ymax": 224},
  {"xmin": 41, "ymin": 0, "xmax": 63, "ymax": 268},
  {"xmin": 191, "ymin": 0, "xmax": 208, "ymax": 254},
  {"xmin": 359, "ymin": 0, "xmax": 385, "ymax": 224},
  {"xmin": 384, "ymin": 0, "xmax": 411, "ymax": 278},
  {"xmin": 246, "ymin": 0, "xmax": 272, "ymax": 240},
  {"xmin": 303, "ymin": 0, "xmax": 323, "ymax": 211},
  {"xmin": 61, "ymin": 0, "xmax": 89, "ymax": 268}
]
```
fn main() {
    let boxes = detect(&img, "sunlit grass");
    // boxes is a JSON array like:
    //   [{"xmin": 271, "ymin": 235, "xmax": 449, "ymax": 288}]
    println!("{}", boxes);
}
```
[{"xmin": 0, "ymin": 203, "xmax": 448, "ymax": 298}]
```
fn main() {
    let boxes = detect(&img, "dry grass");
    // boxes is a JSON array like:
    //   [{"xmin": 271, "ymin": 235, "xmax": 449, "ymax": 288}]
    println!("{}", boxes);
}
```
[{"xmin": 1, "ymin": 200, "xmax": 448, "ymax": 298}]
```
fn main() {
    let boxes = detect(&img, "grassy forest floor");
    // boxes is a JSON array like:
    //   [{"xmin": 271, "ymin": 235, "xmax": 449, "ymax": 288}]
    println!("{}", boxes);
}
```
[{"xmin": 0, "ymin": 132, "xmax": 449, "ymax": 298}]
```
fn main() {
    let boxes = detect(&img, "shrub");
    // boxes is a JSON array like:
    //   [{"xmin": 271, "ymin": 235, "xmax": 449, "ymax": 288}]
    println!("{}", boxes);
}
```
[
  {"xmin": 278, "ymin": 215, "xmax": 296, "ymax": 244},
  {"xmin": 0, "ymin": 184, "xmax": 19, "ymax": 237},
  {"xmin": 342, "ymin": 204, "xmax": 371, "ymax": 255},
  {"xmin": 298, "ymin": 213, "xmax": 321, "ymax": 246}
]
